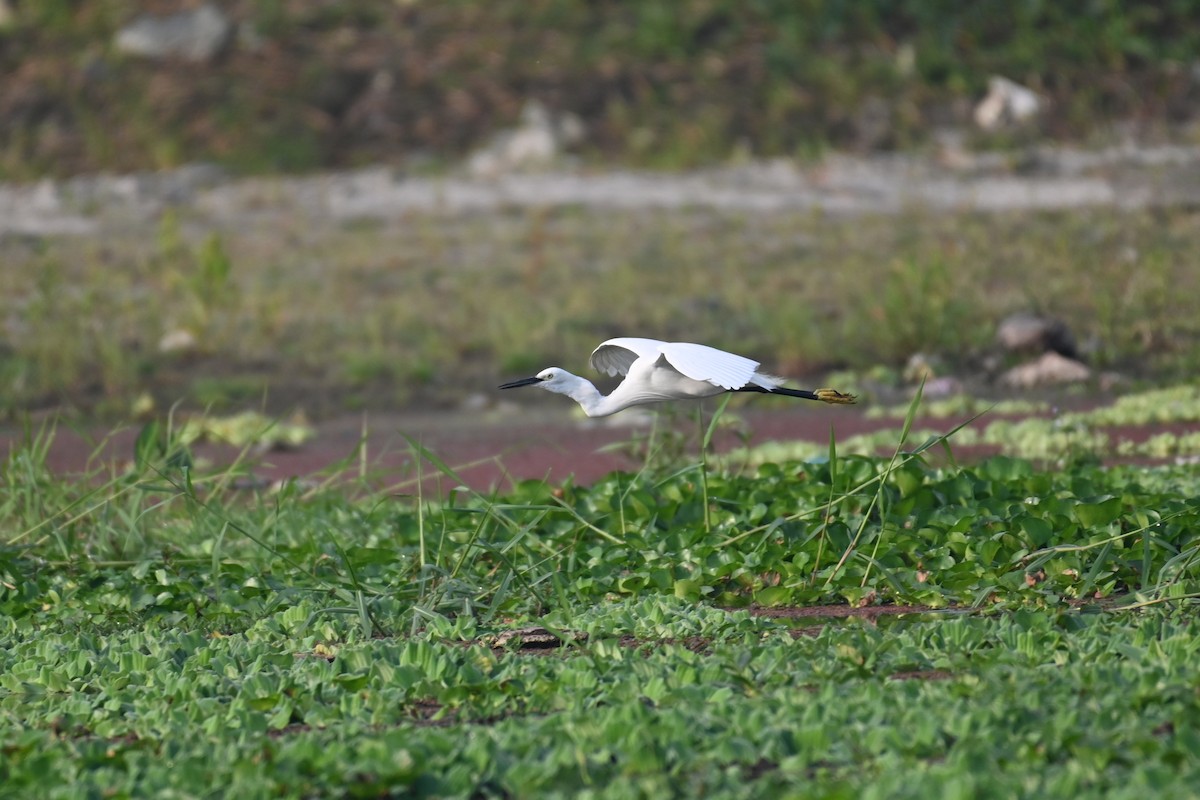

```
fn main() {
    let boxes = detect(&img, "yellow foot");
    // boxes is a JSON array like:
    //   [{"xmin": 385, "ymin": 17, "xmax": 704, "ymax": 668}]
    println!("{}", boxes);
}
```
[{"xmin": 815, "ymin": 388, "xmax": 857, "ymax": 405}]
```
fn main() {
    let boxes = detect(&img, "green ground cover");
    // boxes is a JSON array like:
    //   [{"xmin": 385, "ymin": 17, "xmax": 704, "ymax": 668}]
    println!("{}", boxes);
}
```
[
  {"xmin": 4, "ymin": 410, "xmax": 1200, "ymax": 796},
  {"xmin": 734, "ymin": 384, "xmax": 1200, "ymax": 464}
]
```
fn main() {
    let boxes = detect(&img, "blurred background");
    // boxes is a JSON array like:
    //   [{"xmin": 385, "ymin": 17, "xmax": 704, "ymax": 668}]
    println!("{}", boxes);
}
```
[{"xmin": 3, "ymin": 0, "xmax": 1200, "ymax": 425}]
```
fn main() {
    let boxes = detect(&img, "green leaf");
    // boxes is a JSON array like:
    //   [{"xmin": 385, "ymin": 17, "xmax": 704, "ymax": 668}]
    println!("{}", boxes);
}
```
[
  {"xmin": 753, "ymin": 586, "xmax": 792, "ymax": 607},
  {"xmin": 1074, "ymin": 497, "xmax": 1123, "ymax": 528},
  {"xmin": 1018, "ymin": 516, "xmax": 1055, "ymax": 547}
]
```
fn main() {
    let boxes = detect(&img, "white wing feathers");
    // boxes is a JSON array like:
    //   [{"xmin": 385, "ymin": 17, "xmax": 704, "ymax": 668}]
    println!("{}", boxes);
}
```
[
  {"xmin": 590, "ymin": 338, "xmax": 776, "ymax": 391},
  {"xmin": 589, "ymin": 338, "xmax": 667, "ymax": 377},
  {"xmin": 659, "ymin": 341, "xmax": 762, "ymax": 390}
]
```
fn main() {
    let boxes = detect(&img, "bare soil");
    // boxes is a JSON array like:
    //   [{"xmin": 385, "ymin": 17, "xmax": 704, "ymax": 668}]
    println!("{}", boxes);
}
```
[
  {"xmin": 8, "ymin": 404, "xmax": 880, "ymax": 491},
  {"xmin": 6, "ymin": 399, "xmax": 1195, "ymax": 494}
]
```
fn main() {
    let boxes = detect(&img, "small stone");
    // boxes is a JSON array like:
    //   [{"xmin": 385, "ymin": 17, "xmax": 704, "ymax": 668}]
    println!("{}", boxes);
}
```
[
  {"xmin": 158, "ymin": 328, "xmax": 198, "ymax": 354},
  {"xmin": 467, "ymin": 101, "xmax": 585, "ymax": 177},
  {"xmin": 114, "ymin": 3, "xmax": 233, "ymax": 63},
  {"xmin": 996, "ymin": 313, "xmax": 1078, "ymax": 358},
  {"xmin": 1001, "ymin": 352, "xmax": 1091, "ymax": 388},
  {"xmin": 974, "ymin": 76, "xmax": 1042, "ymax": 130}
]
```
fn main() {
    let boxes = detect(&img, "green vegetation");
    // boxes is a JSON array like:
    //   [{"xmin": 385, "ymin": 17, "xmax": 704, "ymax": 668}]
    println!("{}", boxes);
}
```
[
  {"xmin": 4, "ymin": 406, "xmax": 1200, "ymax": 795},
  {"xmin": 735, "ymin": 385, "xmax": 1200, "ymax": 465},
  {"xmin": 175, "ymin": 410, "xmax": 314, "ymax": 451},
  {"xmin": 5, "ymin": 6, "xmax": 1200, "ymax": 794},
  {"xmin": 734, "ymin": 416, "xmax": 1200, "ymax": 466},
  {"xmin": 3, "ymin": 1, "xmax": 1200, "ymax": 178},
  {"xmin": 4, "ymin": 206, "xmax": 1200, "ymax": 418}
]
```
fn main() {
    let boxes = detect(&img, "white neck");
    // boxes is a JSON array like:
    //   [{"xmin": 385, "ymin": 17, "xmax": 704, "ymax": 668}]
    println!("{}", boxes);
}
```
[{"xmin": 545, "ymin": 372, "xmax": 629, "ymax": 417}]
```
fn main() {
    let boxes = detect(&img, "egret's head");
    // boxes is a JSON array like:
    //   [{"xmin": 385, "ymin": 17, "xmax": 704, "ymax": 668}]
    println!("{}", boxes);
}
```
[{"xmin": 498, "ymin": 367, "xmax": 572, "ymax": 392}]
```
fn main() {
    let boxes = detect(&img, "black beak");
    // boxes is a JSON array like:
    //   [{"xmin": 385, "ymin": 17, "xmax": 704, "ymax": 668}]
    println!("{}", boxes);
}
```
[{"xmin": 498, "ymin": 376, "xmax": 544, "ymax": 390}]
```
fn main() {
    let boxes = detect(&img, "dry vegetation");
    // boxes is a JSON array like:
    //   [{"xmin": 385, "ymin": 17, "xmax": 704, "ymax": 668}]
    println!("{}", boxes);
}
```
[{"xmin": 3, "ymin": 204, "xmax": 1199, "ymax": 419}]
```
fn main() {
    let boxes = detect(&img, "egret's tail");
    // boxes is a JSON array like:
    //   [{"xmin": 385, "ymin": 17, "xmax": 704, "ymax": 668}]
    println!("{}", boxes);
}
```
[{"xmin": 739, "ymin": 385, "xmax": 857, "ymax": 405}]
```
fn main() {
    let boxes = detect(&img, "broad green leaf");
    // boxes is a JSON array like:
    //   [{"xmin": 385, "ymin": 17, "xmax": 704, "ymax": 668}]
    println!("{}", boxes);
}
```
[{"xmin": 1074, "ymin": 496, "xmax": 1123, "ymax": 528}]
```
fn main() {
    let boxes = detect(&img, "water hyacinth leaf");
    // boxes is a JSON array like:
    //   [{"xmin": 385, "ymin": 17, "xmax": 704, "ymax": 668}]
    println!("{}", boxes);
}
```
[
  {"xmin": 754, "ymin": 586, "xmax": 792, "ymax": 607},
  {"xmin": 1018, "ymin": 516, "xmax": 1055, "ymax": 547},
  {"xmin": 1074, "ymin": 497, "xmax": 1123, "ymax": 528}
]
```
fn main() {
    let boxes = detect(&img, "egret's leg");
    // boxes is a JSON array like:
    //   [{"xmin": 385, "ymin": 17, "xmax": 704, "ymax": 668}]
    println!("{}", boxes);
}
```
[
  {"xmin": 696, "ymin": 403, "xmax": 711, "ymax": 533},
  {"xmin": 814, "ymin": 389, "xmax": 857, "ymax": 405}
]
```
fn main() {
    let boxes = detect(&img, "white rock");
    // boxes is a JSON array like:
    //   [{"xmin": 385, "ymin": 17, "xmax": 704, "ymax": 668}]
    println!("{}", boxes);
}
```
[
  {"xmin": 115, "ymin": 3, "xmax": 232, "ymax": 63},
  {"xmin": 996, "ymin": 312, "xmax": 1077, "ymax": 357},
  {"xmin": 974, "ymin": 76, "xmax": 1042, "ymax": 130},
  {"xmin": 158, "ymin": 329, "xmax": 198, "ymax": 355},
  {"xmin": 1001, "ymin": 352, "xmax": 1091, "ymax": 388},
  {"xmin": 467, "ymin": 101, "xmax": 585, "ymax": 177}
]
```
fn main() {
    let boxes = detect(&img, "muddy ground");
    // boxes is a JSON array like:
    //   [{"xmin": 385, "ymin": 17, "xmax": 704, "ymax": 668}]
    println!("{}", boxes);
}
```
[
  {"xmin": 7, "ymin": 403, "xmax": 873, "ymax": 491},
  {"xmin": 9, "ymin": 397, "xmax": 1195, "ymax": 494}
]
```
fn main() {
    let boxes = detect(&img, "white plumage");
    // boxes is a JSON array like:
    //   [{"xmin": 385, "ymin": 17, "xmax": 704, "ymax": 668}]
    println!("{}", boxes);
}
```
[{"xmin": 499, "ymin": 337, "xmax": 855, "ymax": 418}]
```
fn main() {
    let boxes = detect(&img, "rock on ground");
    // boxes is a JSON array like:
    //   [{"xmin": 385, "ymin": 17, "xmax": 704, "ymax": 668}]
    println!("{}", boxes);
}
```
[
  {"xmin": 114, "ymin": 3, "xmax": 233, "ymax": 63},
  {"xmin": 996, "ymin": 313, "xmax": 1078, "ymax": 359},
  {"xmin": 1001, "ymin": 352, "xmax": 1091, "ymax": 388},
  {"xmin": 467, "ymin": 101, "xmax": 585, "ymax": 177},
  {"xmin": 975, "ymin": 76, "xmax": 1042, "ymax": 130}
]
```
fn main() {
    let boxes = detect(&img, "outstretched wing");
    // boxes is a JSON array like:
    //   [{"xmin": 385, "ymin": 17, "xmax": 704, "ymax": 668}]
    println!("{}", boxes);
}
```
[
  {"xmin": 591, "ymin": 338, "xmax": 767, "ymax": 391},
  {"xmin": 590, "ymin": 337, "xmax": 669, "ymax": 377},
  {"xmin": 658, "ymin": 341, "xmax": 762, "ymax": 390}
]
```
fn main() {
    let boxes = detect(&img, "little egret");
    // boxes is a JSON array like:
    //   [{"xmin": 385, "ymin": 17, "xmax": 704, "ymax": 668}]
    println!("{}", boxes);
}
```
[{"xmin": 499, "ymin": 337, "xmax": 856, "ymax": 417}]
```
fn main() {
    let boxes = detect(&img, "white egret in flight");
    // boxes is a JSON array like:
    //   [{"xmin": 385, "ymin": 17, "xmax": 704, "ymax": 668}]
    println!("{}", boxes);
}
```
[{"xmin": 499, "ymin": 337, "xmax": 856, "ymax": 418}]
